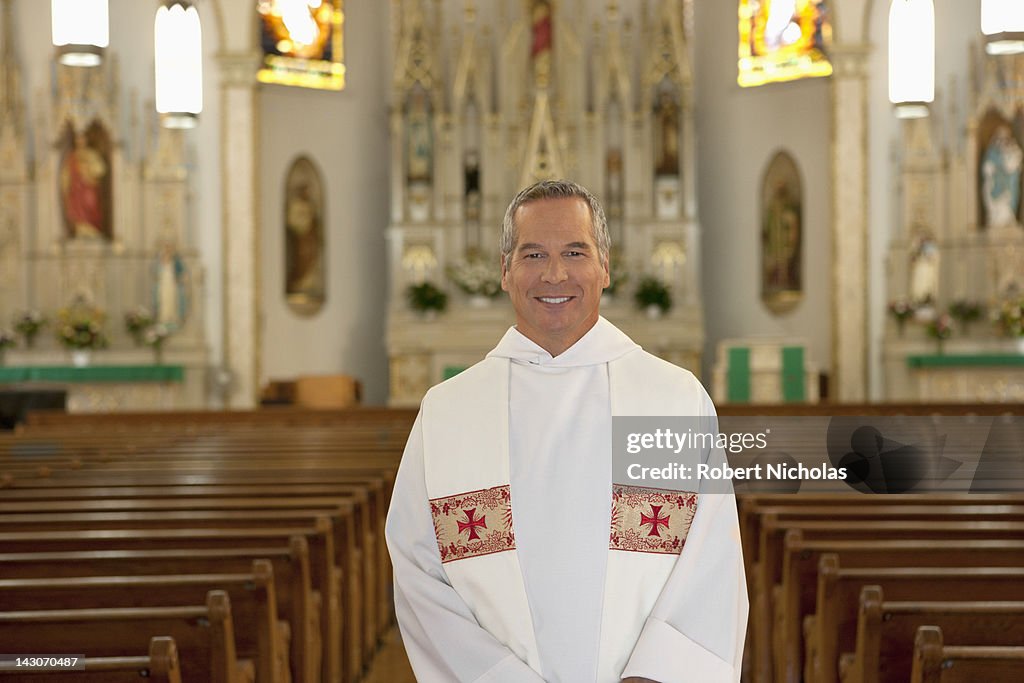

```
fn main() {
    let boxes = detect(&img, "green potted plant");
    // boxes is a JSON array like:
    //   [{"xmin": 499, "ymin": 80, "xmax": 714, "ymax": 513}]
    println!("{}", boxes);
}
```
[
  {"xmin": 949, "ymin": 299, "xmax": 984, "ymax": 335},
  {"xmin": 406, "ymin": 281, "xmax": 448, "ymax": 320},
  {"xmin": 13, "ymin": 310, "xmax": 46, "ymax": 348},
  {"xmin": 634, "ymin": 276, "xmax": 672, "ymax": 319}
]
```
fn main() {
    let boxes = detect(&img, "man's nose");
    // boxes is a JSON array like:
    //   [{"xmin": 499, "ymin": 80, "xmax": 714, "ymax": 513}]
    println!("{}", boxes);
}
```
[{"xmin": 541, "ymin": 256, "xmax": 568, "ymax": 283}]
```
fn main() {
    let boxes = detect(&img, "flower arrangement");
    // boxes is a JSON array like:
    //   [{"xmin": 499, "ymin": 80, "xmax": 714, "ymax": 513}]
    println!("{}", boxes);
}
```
[
  {"xmin": 926, "ymin": 313, "xmax": 952, "ymax": 352},
  {"xmin": 887, "ymin": 299, "xmax": 915, "ymax": 334},
  {"xmin": 124, "ymin": 306, "xmax": 154, "ymax": 345},
  {"xmin": 949, "ymin": 299, "xmax": 984, "ymax": 333},
  {"xmin": 406, "ymin": 281, "xmax": 448, "ymax": 315},
  {"xmin": 56, "ymin": 301, "xmax": 108, "ymax": 350},
  {"xmin": 996, "ymin": 298, "xmax": 1024, "ymax": 337},
  {"xmin": 634, "ymin": 275, "xmax": 672, "ymax": 315},
  {"xmin": 447, "ymin": 249, "xmax": 502, "ymax": 298},
  {"xmin": 13, "ymin": 310, "xmax": 46, "ymax": 347},
  {"xmin": 143, "ymin": 322, "xmax": 173, "ymax": 358}
]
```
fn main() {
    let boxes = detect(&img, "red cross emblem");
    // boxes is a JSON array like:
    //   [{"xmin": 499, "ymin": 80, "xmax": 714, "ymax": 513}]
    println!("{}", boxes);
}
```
[
  {"xmin": 640, "ymin": 505, "xmax": 670, "ymax": 537},
  {"xmin": 457, "ymin": 508, "xmax": 487, "ymax": 541}
]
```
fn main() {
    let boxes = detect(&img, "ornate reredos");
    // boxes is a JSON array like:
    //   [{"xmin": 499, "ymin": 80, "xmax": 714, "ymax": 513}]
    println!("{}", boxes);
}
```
[{"xmin": 0, "ymin": 21, "xmax": 204, "ymax": 350}]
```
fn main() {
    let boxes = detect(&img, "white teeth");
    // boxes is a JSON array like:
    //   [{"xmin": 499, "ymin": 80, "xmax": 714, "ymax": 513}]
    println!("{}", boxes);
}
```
[{"xmin": 539, "ymin": 297, "xmax": 571, "ymax": 304}]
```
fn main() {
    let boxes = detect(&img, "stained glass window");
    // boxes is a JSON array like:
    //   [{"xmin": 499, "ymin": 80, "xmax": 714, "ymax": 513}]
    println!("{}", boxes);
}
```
[
  {"xmin": 738, "ymin": 0, "xmax": 832, "ymax": 87},
  {"xmin": 257, "ymin": 0, "xmax": 345, "ymax": 91}
]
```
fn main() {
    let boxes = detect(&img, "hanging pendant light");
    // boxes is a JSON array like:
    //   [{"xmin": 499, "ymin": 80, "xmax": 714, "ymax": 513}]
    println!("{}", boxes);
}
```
[
  {"xmin": 888, "ymin": 0, "xmax": 934, "ymax": 119},
  {"xmin": 51, "ymin": 0, "xmax": 109, "ymax": 67},
  {"xmin": 155, "ymin": 1, "xmax": 203, "ymax": 129},
  {"xmin": 982, "ymin": 0, "xmax": 1024, "ymax": 55}
]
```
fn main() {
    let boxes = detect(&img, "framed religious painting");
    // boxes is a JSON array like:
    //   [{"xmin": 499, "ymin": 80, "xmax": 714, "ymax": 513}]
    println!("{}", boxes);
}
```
[
  {"xmin": 738, "ymin": 0, "xmax": 832, "ymax": 87},
  {"xmin": 284, "ymin": 156, "xmax": 326, "ymax": 315},
  {"xmin": 761, "ymin": 150, "xmax": 803, "ymax": 314},
  {"xmin": 58, "ymin": 120, "xmax": 113, "ymax": 241},
  {"xmin": 257, "ymin": 0, "xmax": 346, "ymax": 91}
]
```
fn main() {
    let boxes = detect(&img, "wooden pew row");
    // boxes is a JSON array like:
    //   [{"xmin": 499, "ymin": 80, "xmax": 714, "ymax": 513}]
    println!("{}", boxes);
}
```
[
  {"xmin": 757, "ymin": 516, "xmax": 1024, "ymax": 683},
  {"xmin": 807, "ymin": 558, "xmax": 1024, "ymax": 683},
  {"xmin": 0, "ymin": 591, "xmax": 242, "ymax": 683},
  {"xmin": 0, "ymin": 479, "xmax": 392, "ymax": 655},
  {"xmin": 0, "ymin": 524, "xmax": 345, "ymax": 683},
  {"xmin": 0, "ymin": 564, "xmax": 286, "ymax": 683},
  {"xmin": 22, "ymin": 407, "xmax": 420, "ymax": 428},
  {"xmin": 845, "ymin": 587, "xmax": 1024, "ymax": 683},
  {"xmin": 0, "ymin": 543, "xmax": 319, "ymax": 683},
  {"xmin": 0, "ymin": 636, "xmax": 182, "ymax": 683},
  {"xmin": 911, "ymin": 625, "xmax": 1024, "ymax": 683},
  {"xmin": 774, "ymin": 533, "xmax": 1024, "ymax": 683},
  {"xmin": 0, "ymin": 503, "xmax": 370, "ymax": 677},
  {"xmin": 761, "ymin": 514, "xmax": 1024, "ymax": 683}
]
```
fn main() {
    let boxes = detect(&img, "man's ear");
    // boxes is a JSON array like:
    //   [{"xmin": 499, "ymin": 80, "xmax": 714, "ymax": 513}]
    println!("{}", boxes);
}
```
[
  {"xmin": 500, "ymin": 254, "xmax": 509, "ymax": 292},
  {"xmin": 602, "ymin": 256, "xmax": 611, "ymax": 288}
]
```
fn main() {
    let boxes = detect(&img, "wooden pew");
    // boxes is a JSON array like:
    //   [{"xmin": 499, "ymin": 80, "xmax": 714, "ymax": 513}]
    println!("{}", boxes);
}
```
[
  {"xmin": 0, "ymin": 482, "xmax": 385, "ymax": 669},
  {"xmin": 0, "ymin": 636, "xmax": 182, "ymax": 683},
  {"xmin": 0, "ymin": 590, "xmax": 241, "ymax": 683},
  {"xmin": 809, "ymin": 557, "xmax": 1024, "ymax": 683},
  {"xmin": 0, "ymin": 565, "xmax": 286, "ymax": 683},
  {"xmin": 845, "ymin": 586, "xmax": 1024, "ymax": 683},
  {"xmin": 0, "ymin": 543, "xmax": 319, "ymax": 683},
  {"xmin": 773, "ymin": 533, "xmax": 1024, "ymax": 683},
  {"xmin": 0, "ymin": 524, "xmax": 344, "ymax": 683},
  {"xmin": 759, "ymin": 516, "xmax": 1024, "ymax": 683},
  {"xmin": 911, "ymin": 625, "xmax": 1024, "ymax": 683}
]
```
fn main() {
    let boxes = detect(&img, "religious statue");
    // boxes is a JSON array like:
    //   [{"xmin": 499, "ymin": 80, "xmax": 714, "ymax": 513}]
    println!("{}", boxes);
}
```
[
  {"xmin": 653, "ymin": 91, "xmax": 680, "ymax": 177},
  {"xmin": 909, "ymin": 237, "xmax": 940, "ymax": 306},
  {"xmin": 406, "ymin": 90, "xmax": 433, "ymax": 183},
  {"xmin": 60, "ymin": 127, "xmax": 110, "ymax": 240},
  {"xmin": 530, "ymin": 0, "xmax": 553, "ymax": 83},
  {"xmin": 762, "ymin": 180, "xmax": 801, "ymax": 294},
  {"xmin": 153, "ymin": 242, "xmax": 188, "ymax": 329},
  {"xmin": 981, "ymin": 124, "xmax": 1023, "ymax": 228},
  {"xmin": 285, "ymin": 184, "xmax": 325, "ymax": 299}
]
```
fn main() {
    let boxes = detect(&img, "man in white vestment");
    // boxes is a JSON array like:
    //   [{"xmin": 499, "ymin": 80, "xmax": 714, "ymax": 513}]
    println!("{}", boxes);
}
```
[{"xmin": 386, "ymin": 180, "xmax": 749, "ymax": 682}]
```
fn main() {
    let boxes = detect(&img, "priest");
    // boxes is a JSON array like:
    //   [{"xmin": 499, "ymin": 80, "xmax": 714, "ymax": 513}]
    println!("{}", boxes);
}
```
[{"xmin": 386, "ymin": 180, "xmax": 748, "ymax": 682}]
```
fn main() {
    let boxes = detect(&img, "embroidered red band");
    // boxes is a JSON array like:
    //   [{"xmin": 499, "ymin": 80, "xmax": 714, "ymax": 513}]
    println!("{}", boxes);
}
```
[
  {"xmin": 609, "ymin": 485, "xmax": 697, "ymax": 554},
  {"xmin": 430, "ymin": 485, "xmax": 516, "ymax": 564}
]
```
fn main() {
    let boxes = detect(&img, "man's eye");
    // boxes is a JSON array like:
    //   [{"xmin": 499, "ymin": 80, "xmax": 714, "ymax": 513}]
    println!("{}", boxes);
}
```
[
  {"xmin": 523, "ymin": 253, "xmax": 544, "ymax": 259},
  {"xmin": 565, "ymin": 251, "xmax": 583, "ymax": 257}
]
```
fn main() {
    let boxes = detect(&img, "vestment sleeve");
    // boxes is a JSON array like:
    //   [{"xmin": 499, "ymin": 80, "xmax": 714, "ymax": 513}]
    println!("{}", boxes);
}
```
[
  {"xmin": 386, "ymin": 413, "xmax": 547, "ymax": 683},
  {"xmin": 619, "ymin": 393, "xmax": 749, "ymax": 683}
]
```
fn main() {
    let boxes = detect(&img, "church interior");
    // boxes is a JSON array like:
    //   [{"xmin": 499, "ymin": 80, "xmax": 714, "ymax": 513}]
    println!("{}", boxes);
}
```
[{"xmin": 1, "ymin": 1, "xmax": 1024, "ymax": 682}]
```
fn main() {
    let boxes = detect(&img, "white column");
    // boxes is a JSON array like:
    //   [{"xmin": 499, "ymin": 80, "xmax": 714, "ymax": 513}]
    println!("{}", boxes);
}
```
[
  {"xmin": 830, "ymin": 45, "xmax": 871, "ymax": 402},
  {"xmin": 218, "ymin": 52, "xmax": 261, "ymax": 407}
]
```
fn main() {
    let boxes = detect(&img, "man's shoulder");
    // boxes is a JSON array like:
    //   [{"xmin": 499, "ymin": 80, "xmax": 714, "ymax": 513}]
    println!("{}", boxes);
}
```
[
  {"xmin": 615, "ymin": 348, "xmax": 701, "ymax": 386},
  {"xmin": 423, "ymin": 356, "xmax": 504, "ymax": 405}
]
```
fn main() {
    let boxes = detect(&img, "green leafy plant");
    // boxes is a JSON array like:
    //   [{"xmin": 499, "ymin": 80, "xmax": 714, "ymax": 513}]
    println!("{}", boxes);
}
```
[
  {"xmin": 406, "ymin": 281, "xmax": 448, "ymax": 314},
  {"xmin": 13, "ymin": 310, "xmax": 46, "ymax": 347},
  {"xmin": 634, "ymin": 276, "xmax": 672, "ymax": 313},
  {"xmin": 996, "ymin": 298, "xmax": 1024, "ymax": 337}
]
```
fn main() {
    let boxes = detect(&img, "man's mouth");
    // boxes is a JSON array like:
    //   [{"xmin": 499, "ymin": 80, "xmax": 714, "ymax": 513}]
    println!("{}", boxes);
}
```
[{"xmin": 537, "ymin": 296, "xmax": 574, "ymax": 304}]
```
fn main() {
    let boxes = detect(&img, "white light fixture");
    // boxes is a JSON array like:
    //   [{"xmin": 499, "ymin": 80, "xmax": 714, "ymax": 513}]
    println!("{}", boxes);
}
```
[
  {"xmin": 155, "ymin": 1, "xmax": 203, "ymax": 129},
  {"xmin": 888, "ymin": 0, "xmax": 934, "ymax": 119},
  {"xmin": 51, "ymin": 0, "xmax": 109, "ymax": 67},
  {"xmin": 982, "ymin": 0, "xmax": 1024, "ymax": 55}
]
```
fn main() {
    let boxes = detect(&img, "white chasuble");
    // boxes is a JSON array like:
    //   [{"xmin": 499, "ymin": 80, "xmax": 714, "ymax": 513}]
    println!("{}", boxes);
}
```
[{"xmin": 387, "ymin": 318, "xmax": 748, "ymax": 683}]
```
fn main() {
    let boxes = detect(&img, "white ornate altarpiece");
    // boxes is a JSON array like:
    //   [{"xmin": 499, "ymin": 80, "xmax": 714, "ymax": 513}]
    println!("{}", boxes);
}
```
[
  {"xmin": 0, "ymin": 8, "xmax": 207, "ymax": 412},
  {"xmin": 386, "ymin": 0, "xmax": 704, "ymax": 406},
  {"xmin": 883, "ymin": 49, "xmax": 1024, "ymax": 403}
]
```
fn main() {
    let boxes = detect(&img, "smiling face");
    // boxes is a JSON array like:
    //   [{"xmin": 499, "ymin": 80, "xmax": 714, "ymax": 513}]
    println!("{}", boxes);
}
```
[{"xmin": 501, "ymin": 197, "xmax": 610, "ymax": 356}]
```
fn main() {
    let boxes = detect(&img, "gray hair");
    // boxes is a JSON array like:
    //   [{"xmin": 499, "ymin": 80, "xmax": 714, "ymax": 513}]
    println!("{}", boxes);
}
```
[{"xmin": 500, "ymin": 179, "xmax": 610, "ymax": 270}]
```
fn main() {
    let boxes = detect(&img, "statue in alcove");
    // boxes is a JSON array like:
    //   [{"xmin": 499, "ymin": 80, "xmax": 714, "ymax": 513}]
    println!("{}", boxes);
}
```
[
  {"xmin": 653, "ymin": 90, "xmax": 680, "ymax": 177},
  {"xmin": 909, "ymin": 236, "xmax": 940, "ymax": 306},
  {"xmin": 153, "ymin": 241, "xmax": 188, "ymax": 330},
  {"xmin": 406, "ymin": 89, "xmax": 433, "ymax": 183},
  {"xmin": 59, "ymin": 122, "xmax": 112, "ymax": 240},
  {"xmin": 464, "ymin": 150, "xmax": 481, "ymax": 222},
  {"xmin": 981, "ymin": 124, "xmax": 1023, "ymax": 228}
]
